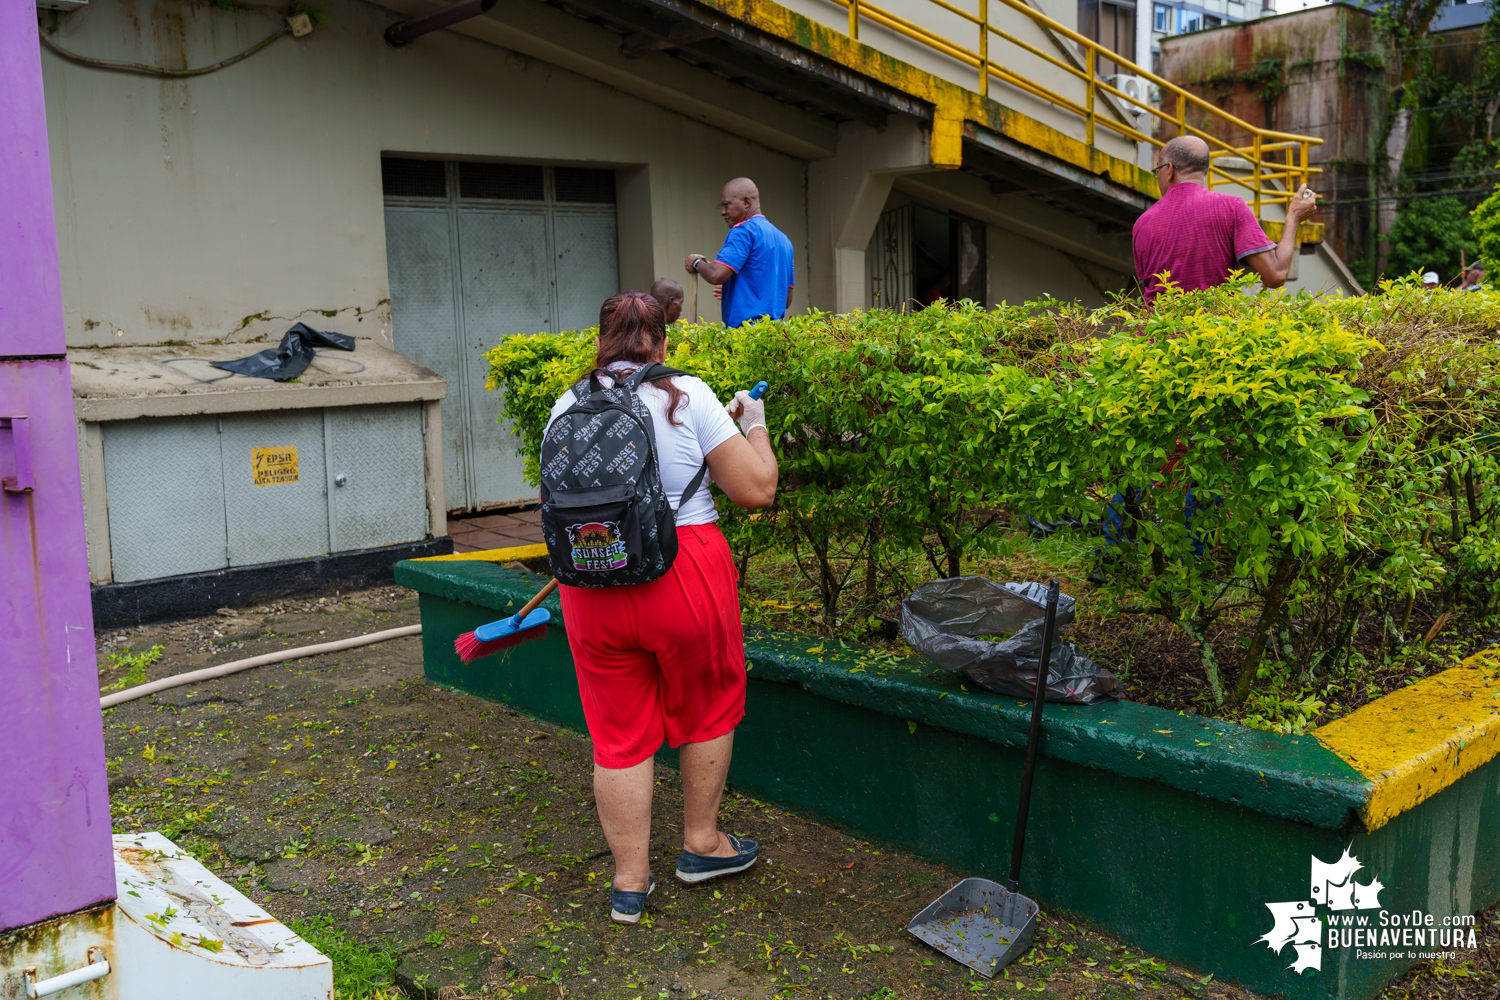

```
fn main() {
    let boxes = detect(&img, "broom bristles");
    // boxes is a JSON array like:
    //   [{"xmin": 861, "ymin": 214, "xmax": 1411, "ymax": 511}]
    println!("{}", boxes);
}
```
[{"xmin": 454, "ymin": 622, "xmax": 549, "ymax": 664}]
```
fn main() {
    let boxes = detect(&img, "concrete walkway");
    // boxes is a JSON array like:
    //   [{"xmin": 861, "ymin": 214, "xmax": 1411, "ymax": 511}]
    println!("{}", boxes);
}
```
[{"xmin": 448, "ymin": 508, "xmax": 544, "ymax": 553}]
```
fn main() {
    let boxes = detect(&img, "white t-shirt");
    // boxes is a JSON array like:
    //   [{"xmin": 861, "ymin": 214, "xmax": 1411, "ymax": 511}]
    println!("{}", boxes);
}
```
[{"xmin": 545, "ymin": 367, "xmax": 739, "ymax": 526}]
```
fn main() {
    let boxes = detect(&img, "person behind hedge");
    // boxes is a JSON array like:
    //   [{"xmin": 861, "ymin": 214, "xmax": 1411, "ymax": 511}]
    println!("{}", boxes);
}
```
[
  {"xmin": 650, "ymin": 277, "xmax": 685, "ymax": 324},
  {"xmin": 684, "ymin": 177, "xmax": 795, "ymax": 327},
  {"xmin": 1133, "ymin": 135, "xmax": 1320, "ymax": 306},
  {"xmin": 1422, "ymin": 271, "xmax": 1440, "ymax": 290},
  {"xmin": 544, "ymin": 291, "xmax": 779, "ymax": 925},
  {"xmin": 1461, "ymin": 262, "xmax": 1487, "ymax": 292}
]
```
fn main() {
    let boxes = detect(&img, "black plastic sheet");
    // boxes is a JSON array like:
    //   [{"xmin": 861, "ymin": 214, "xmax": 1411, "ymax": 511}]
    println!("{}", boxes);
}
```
[
  {"xmin": 899, "ymin": 576, "xmax": 1122, "ymax": 705},
  {"xmin": 211, "ymin": 323, "xmax": 356, "ymax": 381}
]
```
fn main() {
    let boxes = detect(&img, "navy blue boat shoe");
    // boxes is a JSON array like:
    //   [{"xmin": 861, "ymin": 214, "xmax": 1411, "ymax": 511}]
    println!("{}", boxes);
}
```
[
  {"xmin": 609, "ymin": 875, "xmax": 655, "ymax": 925},
  {"xmin": 675, "ymin": 834, "xmax": 760, "ymax": 884}
]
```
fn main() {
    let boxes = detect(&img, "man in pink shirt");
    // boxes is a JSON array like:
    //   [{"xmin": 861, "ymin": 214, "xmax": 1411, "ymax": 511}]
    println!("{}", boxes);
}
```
[{"xmin": 1133, "ymin": 136, "xmax": 1320, "ymax": 306}]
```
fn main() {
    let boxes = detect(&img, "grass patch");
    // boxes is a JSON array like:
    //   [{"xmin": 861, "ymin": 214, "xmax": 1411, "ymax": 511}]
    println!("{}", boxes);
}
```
[
  {"xmin": 99, "ymin": 644, "xmax": 163, "ymax": 692},
  {"xmin": 289, "ymin": 914, "xmax": 401, "ymax": 999}
]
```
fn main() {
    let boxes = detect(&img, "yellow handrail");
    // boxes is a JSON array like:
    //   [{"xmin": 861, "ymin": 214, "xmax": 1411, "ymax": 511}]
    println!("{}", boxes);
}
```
[{"xmin": 835, "ymin": 0, "xmax": 1322, "ymax": 216}]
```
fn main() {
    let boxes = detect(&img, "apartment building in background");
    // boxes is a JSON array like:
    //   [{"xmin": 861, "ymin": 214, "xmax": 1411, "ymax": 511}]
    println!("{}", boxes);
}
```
[{"xmin": 1139, "ymin": 0, "xmax": 1292, "ymax": 73}]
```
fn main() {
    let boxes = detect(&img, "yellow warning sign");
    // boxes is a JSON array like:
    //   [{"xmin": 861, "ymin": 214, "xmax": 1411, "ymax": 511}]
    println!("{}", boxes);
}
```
[{"xmin": 252, "ymin": 446, "xmax": 299, "ymax": 486}]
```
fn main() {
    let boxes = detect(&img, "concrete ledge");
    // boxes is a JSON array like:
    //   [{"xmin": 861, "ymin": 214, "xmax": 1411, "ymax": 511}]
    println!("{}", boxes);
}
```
[
  {"xmin": 93, "ymin": 537, "xmax": 453, "ymax": 628},
  {"xmin": 414, "ymin": 542, "xmax": 549, "ymax": 564},
  {"xmin": 392, "ymin": 557, "xmax": 1500, "ymax": 1000},
  {"xmin": 1315, "ymin": 655, "xmax": 1500, "ymax": 832},
  {"xmin": 69, "ymin": 341, "xmax": 445, "ymax": 422}
]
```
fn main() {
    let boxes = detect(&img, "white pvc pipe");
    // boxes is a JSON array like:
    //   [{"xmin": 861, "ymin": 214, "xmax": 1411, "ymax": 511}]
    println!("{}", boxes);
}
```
[
  {"xmin": 99, "ymin": 625, "xmax": 422, "ymax": 710},
  {"xmin": 27, "ymin": 958, "xmax": 110, "ymax": 997}
]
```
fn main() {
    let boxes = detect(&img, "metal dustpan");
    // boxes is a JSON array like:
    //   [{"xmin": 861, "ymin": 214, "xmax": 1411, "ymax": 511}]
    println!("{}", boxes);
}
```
[
  {"xmin": 907, "ymin": 877, "xmax": 1039, "ymax": 976},
  {"xmin": 907, "ymin": 579, "xmax": 1061, "ymax": 978}
]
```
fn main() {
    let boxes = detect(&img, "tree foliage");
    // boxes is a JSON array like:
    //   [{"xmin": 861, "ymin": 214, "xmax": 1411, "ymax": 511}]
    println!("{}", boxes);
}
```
[
  {"xmin": 1474, "ymin": 179, "xmax": 1500, "ymax": 272},
  {"xmin": 1384, "ymin": 197, "xmax": 1475, "ymax": 283}
]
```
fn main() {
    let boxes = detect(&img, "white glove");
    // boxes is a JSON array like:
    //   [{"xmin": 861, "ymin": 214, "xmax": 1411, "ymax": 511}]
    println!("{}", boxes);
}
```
[{"xmin": 726, "ymin": 389, "xmax": 766, "ymax": 436}]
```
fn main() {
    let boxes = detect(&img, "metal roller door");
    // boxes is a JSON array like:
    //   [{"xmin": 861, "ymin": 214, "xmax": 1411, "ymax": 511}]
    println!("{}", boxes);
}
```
[{"xmin": 383, "ymin": 159, "xmax": 619, "ymax": 512}]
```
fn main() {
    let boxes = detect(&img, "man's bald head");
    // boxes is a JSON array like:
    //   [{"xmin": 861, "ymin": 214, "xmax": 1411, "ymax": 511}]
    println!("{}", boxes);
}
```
[
  {"xmin": 1161, "ymin": 136, "xmax": 1211, "ymax": 176},
  {"xmin": 650, "ymin": 278, "xmax": 684, "ymax": 324},
  {"xmin": 719, "ymin": 177, "xmax": 761, "ymax": 225}
]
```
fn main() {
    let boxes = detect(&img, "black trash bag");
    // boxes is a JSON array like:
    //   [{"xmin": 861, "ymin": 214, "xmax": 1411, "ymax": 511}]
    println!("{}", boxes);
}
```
[
  {"xmin": 899, "ymin": 575, "xmax": 1122, "ymax": 705},
  {"xmin": 211, "ymin": 323, "xmax": 356, "ymax": 381}
]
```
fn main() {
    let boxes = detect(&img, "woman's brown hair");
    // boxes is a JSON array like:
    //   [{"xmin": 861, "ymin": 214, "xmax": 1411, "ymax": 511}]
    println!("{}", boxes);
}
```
[{"xmin": 593, "ymin": 290, "xmax": 686, "ymax": 424}]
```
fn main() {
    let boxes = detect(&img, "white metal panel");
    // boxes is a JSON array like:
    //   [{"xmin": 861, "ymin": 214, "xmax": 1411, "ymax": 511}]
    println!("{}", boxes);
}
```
[
  {"xmin": 111, "ymin": 832, "xmax": 332, "ymax": 999},
  {"xmin": 553, "ymin": 208, "xmax": 620, "ymax": 331},
  {"xmin": 385, "ymin": 205, "xmax": 469, "ymax": 513},
  {"xmin": 457, "ymin": 207, "xmax": 552, "ymax": 509},
  {"xmin": 325, "ymin": 404, "xmax": 428, "ymax": 552},
  {"xmin": 101, "ymin": 416, "xmax": 228, "ymax": 582},
  {"xmin": 219, "ymin": 411, "xmax": 329, "ymax": 566}
]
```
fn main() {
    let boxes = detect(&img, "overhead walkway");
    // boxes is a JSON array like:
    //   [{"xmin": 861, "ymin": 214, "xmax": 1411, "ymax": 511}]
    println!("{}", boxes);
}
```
[{"xmin": 543, "ymin": 0, "xmax": 1325, "ymax": 241}]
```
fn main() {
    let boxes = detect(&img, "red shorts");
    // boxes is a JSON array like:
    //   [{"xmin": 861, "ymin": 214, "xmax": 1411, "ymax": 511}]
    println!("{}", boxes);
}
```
[{"xmin": 559, "ymin": 523, "xmax": 747, "ymax": 769}]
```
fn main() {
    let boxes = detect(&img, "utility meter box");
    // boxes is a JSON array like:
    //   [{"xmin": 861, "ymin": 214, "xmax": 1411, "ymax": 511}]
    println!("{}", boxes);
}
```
[{"xmin": 71, "ymin": 341, "xmax": 451, "ymax": 624}]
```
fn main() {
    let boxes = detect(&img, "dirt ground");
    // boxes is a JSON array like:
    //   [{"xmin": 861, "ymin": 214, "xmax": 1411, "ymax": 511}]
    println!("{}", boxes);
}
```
[{"xmin": 97, "ymin": 584, "xmax": 1497, "ymax": 1000}]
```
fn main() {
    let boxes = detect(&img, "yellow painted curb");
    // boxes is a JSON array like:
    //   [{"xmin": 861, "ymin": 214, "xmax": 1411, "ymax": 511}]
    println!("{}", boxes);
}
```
[
  {"xmin": 413, "ymin": 542, "xmax": 549, "ymax": 564},
  {"xmin": 1315, "ymin": 649, "xmax": 1500, "ymax": 832}
]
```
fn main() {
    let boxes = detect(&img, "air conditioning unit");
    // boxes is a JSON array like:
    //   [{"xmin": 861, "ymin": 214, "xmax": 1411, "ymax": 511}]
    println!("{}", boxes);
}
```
[{"xmin": 1105, "ymin": 74, "xmax": 1151, "ymax": 115}]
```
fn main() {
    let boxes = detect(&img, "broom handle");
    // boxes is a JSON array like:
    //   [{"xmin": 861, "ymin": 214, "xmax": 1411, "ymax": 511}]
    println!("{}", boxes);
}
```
[
  {"xmin": 513, "ymin": 577, "xmax": 559, "ymax": 623},
  {"xmin": 689, "ymin": 271, "xmax": 699, "ymax": 324},
  {"xmin": 1007, "ymin": 578, "xmax": 1059, "ymax": 892}
]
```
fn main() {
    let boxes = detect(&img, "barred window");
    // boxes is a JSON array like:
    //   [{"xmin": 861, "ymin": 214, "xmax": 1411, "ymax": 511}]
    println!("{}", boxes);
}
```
[
  {"xmin": 460, "ymin": 163, "xmax": 545, "ymax": 200},
  {"xmin": 381, "ymin": 158, "xmax": 446, "ymax": 198},
  {"xmin": 554, "ymin": 167, "xmax": 616, "ymax": 204}
]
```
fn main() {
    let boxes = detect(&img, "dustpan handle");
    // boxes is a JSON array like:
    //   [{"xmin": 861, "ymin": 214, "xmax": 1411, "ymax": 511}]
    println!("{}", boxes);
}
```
[{"xmin": 1007, "ymin": 578, "xmax": 1060, "ymax": 893}]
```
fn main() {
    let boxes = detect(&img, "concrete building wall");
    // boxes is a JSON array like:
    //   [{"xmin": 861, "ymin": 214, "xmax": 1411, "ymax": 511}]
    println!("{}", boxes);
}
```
[
  {"xmin": 41, "ymin": 0, "xmax": 811, "ymax": 347},
  {"xmin": 989, "ymin": 226, "xmax": 1122, "ymax": 305},
  {"xmin": 42, "ymin": 0, "xmax": 1157, "ymax": 341}
]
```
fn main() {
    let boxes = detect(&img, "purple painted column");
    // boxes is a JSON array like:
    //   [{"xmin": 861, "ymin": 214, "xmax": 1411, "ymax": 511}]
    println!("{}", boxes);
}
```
[{"xmin": 0, "ymin": 0, "xmax": 115, "ymax": 931}]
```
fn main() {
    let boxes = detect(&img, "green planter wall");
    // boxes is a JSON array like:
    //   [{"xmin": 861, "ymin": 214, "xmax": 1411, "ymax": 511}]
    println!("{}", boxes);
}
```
[{"xmin": 395, "ymin": 555, "xmax": 1500, "ymax": 1000}]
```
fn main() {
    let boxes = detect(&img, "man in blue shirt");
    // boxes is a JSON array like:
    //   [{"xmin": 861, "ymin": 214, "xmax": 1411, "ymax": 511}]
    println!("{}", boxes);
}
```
[{"xmin": 684, "ymin": 178, "xmax": 795, "ymax": 327}]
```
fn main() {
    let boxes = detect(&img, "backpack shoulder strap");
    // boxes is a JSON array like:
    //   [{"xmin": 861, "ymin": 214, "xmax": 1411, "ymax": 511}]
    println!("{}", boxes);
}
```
[
  {"xmin": 624, "ymin": 363, "xmax": 691, "ymax": 390},
  {"xmin": 679, "ymin": 461, "xmax": 710, "ymax": 509},
  {"xmin": 615, "ymin": 363, "xmax": 707, "ymax": 508}
]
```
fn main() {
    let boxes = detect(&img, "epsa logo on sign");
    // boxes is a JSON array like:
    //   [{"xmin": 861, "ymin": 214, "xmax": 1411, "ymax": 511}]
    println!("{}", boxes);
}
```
[{"xmin": 1257, "ymin": 848, "xmax": 1478, "ymax": 973}]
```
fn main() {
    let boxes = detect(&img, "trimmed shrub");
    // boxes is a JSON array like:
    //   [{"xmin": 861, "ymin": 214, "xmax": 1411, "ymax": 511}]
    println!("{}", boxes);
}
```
[{"xmin": 486, "ymin": 280, "xmax": 1500, "ymax": 705}]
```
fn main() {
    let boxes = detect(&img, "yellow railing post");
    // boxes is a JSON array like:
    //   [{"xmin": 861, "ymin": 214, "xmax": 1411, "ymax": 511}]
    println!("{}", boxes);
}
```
[
  {"xmin": 978, "ymin": 0, "xmax": 988, "ymax": 96},
  {"xmin": 1085, "ymin": 73, "xmax": 1095, "ymax": 149},
  {"xmin": 1251, "ymin": 134, "xmax": 1262, "ymax": 219},
  {"xmin": 849, "ymin": 0, "xmax": 859, "ymax": 40}
]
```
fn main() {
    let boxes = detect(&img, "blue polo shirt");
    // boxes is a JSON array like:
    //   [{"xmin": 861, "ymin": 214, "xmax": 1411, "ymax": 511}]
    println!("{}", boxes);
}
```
[{"xmin": 713, "ymin": 214, "xmax": 795, "ymax": 327}]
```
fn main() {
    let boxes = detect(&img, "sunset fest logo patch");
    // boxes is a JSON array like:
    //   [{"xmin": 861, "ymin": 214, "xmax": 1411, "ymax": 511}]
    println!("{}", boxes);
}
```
[
  {"xmin": 1258, "ymin": 848, "xmax": 1478, "ymax": 973},
  {"xmin": 567, "ymin": 521, "xmax": 629, "ymax": 571}
]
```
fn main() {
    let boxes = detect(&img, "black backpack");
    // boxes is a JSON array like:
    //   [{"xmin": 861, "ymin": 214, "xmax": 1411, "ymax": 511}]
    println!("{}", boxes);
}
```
[{"xmin": 538, "ymin": 363, "xmax": 709, "ymax": 588}]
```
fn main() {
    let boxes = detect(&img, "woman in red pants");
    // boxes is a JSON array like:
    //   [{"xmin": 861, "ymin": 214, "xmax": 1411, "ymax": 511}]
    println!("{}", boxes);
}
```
[{"xmin": 545, "ymin": 291, "xmax": 778, "ymax": 924}]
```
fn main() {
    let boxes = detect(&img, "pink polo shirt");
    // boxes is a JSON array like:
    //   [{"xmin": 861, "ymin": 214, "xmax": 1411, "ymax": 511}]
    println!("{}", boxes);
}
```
[{"xmin": 1132, "ymin": 183, "xmax": 1276, "ymax": 305}]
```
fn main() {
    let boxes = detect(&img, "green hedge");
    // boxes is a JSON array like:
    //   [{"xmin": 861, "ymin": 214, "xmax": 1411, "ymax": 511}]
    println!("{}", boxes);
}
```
[{"xmin": 485, "ymin": 279, "xmax": 1500, "ymax": 707}]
